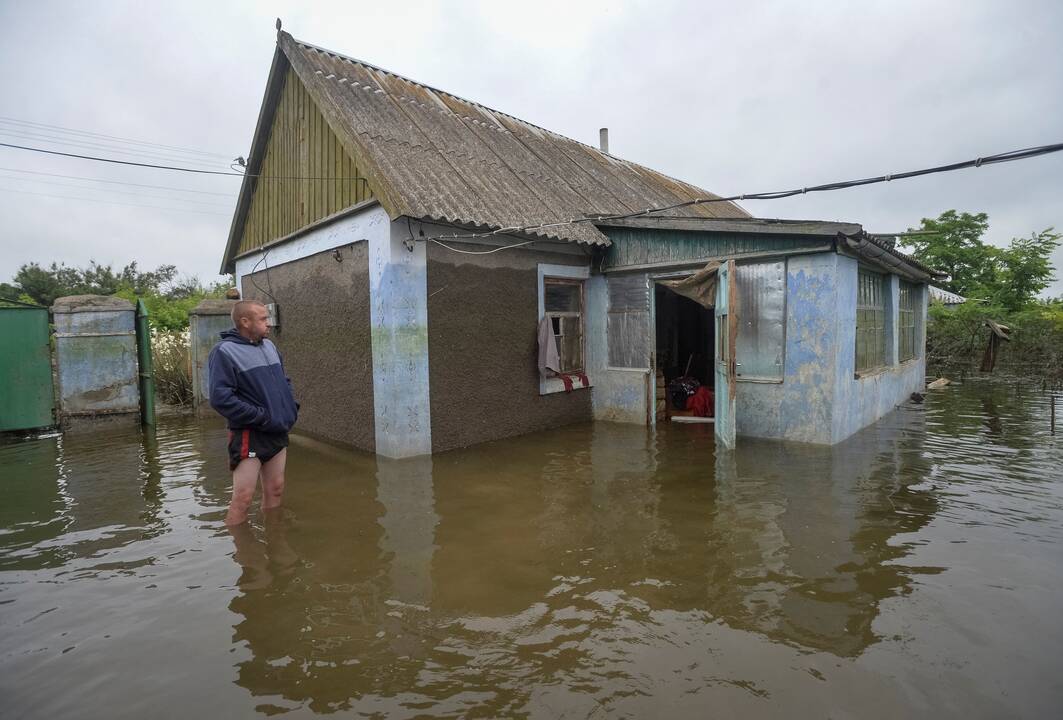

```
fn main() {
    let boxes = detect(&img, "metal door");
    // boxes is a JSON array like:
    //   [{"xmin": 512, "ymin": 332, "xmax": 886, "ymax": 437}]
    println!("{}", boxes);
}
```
[
  {"xmin": 0, "ymin": 306, "xmax": 55, "ymax": 431},
  {"xmin": 714, "ymin": 260, "xmax": 738, "ymax": 448}
]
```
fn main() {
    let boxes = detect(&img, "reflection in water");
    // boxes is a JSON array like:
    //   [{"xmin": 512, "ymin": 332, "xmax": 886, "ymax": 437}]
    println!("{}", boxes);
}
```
[
  {"xmin": 224, "ymin": 406, "xmax": 943, "ymax": 714},
  {"xmin": 2, "ymin": 382, "xmax": 1062, "ymax": 718}
]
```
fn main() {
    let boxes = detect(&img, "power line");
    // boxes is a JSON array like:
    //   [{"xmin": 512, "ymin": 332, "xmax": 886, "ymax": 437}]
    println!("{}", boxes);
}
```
[
  {"xmin": 2, "ymin": 138, "xmax": 1060, "ymax": 231},
  {"xmin": 0, "ymin": 129, "xmax": 230, "ymax": 168},
  {"xmin": 0, "ymin": 186, "xmax": 230, "ymax": 216},
  {"xmin": 0, "ymin": 167, "xmax": 235, "ymax": 196},
  {"xmin": 0, "ymin": 174, "xmax": 234, "ymax": 207},
  {"xmin": 0, "ymin": 141, "xmax": 249, "ymax": 176},
  {"xmin": 0, "ymin": 142, "xmax": 370, "ymax": 181},
  {"xmin": 0, "ymin": 116, "xmax": 232, "ymax": 160},
  {"xmin": 420, "ymin": 141, "xmax": 1063, "ymax": 244}
]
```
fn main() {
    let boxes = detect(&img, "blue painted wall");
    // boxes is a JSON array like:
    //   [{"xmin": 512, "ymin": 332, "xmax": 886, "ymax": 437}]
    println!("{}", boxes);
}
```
[
  {"xmin": 737, "ymin": 253, "xmax": 838, "ymax": 443},
  {"xmin": 370, "ymin": 219, "xmax": 432, "ymax": 458},
  {"xmin": 830, "ymin": 257, "xmax": 925, "ymax": 443},
  {"xmin": 736, "ymin": 253, "xmax": 926, "ymax": 444}
]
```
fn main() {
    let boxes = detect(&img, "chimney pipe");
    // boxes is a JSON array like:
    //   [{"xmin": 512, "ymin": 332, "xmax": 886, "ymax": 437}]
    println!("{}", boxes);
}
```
[{"xmin": 599, "ymin": 127, "xmax": 609, "ymax": 154}]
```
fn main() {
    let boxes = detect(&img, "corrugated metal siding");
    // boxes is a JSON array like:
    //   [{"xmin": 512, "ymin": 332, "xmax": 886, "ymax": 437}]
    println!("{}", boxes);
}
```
[
  {"xmin": 238, "ymin": 67, "xmax": 373, "ymax": 255},
  {"xmin": 601, "ymin": 228, "xmax": 829, "ymax": 270},
  {"xmin": 607, "ymin": 273, "xmax": 650, "ymax": 369},
  {"xmin": 735, "ymin": 260, "xmax": 786, "ymax": 380}
]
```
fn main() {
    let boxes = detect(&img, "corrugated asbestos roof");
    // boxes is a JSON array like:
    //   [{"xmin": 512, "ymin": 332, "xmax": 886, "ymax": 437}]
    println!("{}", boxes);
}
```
[{"xmin": 229, "ymin": 32, "xmax": 749, "ymax": 262}]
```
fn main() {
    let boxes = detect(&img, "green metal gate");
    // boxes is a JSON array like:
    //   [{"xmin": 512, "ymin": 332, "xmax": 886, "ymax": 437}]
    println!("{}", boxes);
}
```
[{"xmin": 0, "ymin": 305, "xmax": 55, "ymax": 431}]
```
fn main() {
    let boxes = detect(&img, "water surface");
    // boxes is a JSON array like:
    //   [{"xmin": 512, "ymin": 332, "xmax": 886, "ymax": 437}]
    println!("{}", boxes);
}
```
[{"xmin": 2, "ymin": 379, "xmax": 1061, "ymax": 718}]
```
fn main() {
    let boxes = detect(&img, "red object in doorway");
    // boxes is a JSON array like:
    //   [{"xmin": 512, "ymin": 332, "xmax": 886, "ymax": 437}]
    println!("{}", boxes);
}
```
[{"xmin": 688, "ymin": 386, "xmax": 715, "ymax": 417}]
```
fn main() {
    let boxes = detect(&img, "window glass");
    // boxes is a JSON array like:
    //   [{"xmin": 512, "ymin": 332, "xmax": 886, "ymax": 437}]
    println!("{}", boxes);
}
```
[
  {"xmin": 898, "ymin": 281, "xmax": 918, "ymax": 362},
  {"xmin": 545, "ymin": 282, "xmax": 580, "ymax": 313},
  {"xmin": 855, "ymin": 269, "xmax": 886, "ymax": 373}
]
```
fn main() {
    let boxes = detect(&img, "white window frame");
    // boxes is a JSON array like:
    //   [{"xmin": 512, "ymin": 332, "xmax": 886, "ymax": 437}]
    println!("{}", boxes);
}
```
[{"xmin": 538, "ymin": 264, "xmax": 591, "ymax": 395}]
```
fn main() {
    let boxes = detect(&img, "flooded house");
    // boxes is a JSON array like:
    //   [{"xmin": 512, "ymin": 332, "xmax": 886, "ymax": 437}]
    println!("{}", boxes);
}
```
[{"xmin": 221, "ymin": 30, "xmax": 939, "ymax": 458}]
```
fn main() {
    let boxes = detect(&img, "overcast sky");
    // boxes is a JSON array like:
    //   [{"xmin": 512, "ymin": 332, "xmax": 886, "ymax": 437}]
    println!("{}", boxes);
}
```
[{"xmin": 1, "ymin": 0, "xmax": 1061, "ymax": 294}]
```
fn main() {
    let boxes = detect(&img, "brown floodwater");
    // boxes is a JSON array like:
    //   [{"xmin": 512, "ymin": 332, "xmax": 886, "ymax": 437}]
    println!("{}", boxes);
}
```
[{"xmin": 1, "ymin": 379, "xmax": 1061, "ymax": 718}]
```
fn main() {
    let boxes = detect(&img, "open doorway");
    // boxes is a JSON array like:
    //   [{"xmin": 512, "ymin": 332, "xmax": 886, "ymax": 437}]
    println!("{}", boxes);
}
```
[{"xmin": 654, "ymin": 283, "xmax": 715, "ymax": 423}]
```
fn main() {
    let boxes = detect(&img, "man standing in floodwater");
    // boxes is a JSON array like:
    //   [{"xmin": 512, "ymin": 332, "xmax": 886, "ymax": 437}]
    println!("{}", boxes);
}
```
[{"xmin": 208, "ymin": 300, "xmax": 299, "ymax": 526}]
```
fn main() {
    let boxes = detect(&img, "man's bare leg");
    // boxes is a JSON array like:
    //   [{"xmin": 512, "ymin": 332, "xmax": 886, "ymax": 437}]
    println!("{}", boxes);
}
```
[
  {"xmin": 228, "ymin": 521, "xmax": 272, "ymax": 589},
  {"xmin": 259, "ymin": 448, "xmax": 287, "ymax": 512},
  {"xmin": 225, "ymin": 457, "xmax": 262, "ymax": 526}
]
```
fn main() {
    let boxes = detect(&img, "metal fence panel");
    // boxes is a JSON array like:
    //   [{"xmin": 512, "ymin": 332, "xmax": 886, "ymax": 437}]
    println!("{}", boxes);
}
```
[{"xmin": 0, "ymin": 307, "xmax": 55, "ymax": 431}]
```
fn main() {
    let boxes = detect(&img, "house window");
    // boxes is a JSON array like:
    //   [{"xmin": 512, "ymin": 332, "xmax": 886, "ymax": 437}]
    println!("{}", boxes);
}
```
[
  {"xmin": 855, "ymin": 269, "xmax": 886, "ymax": 373},
  {"xmin": 898, "ymin": 281, "xmax": 919, "ymax": 362},
  {"xmin": 544, "ymin": 278, "xmax": 584, "ymax": 373}
]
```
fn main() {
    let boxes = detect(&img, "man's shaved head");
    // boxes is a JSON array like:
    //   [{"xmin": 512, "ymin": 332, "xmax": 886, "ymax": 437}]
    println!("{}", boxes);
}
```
[{"xmin": 231, "ymin": 300, "xmax": 266, "ymax": 326}]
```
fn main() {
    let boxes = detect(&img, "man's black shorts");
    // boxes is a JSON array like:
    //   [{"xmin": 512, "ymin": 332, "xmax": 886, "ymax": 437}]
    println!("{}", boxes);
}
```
[{"xmin": 227, "ymin": 429, "xmax": 289, "ymax": 471}]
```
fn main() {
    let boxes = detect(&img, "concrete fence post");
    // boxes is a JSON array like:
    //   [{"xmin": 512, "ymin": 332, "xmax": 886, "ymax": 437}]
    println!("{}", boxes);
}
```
[
  {"xmin": 189, "ymin": 299, "xmax": 236, "ymax": 417},
  {"xmin": 51, "ymin": 295, "xmax": 140, "ymax": 430}
]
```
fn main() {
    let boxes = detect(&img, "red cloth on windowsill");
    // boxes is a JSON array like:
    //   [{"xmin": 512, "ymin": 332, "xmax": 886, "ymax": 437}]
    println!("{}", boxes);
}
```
[{"xmin": 559, "ymin": 373, "xmax": 589, "ymax": 393}]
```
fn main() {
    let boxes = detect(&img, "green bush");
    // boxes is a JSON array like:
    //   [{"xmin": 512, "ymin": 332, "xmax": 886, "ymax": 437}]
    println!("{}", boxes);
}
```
[{"xmin": 927, "ymin": 300, "xmax": 1063, "ymax": 384}]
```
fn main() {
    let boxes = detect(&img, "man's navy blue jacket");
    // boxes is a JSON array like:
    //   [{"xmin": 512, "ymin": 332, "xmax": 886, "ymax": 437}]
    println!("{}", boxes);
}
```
[{"xmin": 208, "ymin": 329, "xmax": 299, "ymax": 434}]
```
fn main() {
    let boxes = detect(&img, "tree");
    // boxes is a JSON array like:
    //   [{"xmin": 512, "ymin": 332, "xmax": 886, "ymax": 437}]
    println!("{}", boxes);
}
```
[
  {"xmin": 905, "ymin": 210, "xmax": 992, "ymax": 296},
  {"xmin": 994, "ymin": 228, "xmax": 1061, "ymax": 312},
  {"xmin": 906, "ymin": 211, "xmax": 1059, "ymax": 312},
  {"xmin": 8, "ymin": 260, "xmax": 180, "ymax": 306}
]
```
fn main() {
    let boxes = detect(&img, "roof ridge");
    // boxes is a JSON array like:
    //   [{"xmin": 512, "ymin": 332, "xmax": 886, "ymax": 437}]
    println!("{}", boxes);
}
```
[{"xmin": 287, "ymin": 33, "xmax": 712, "ymax": 186}]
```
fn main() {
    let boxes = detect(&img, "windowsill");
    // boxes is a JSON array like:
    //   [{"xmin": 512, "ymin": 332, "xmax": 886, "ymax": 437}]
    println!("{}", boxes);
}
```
[
  {"xmin": 854, "ymin": 366, "xmax": 889, "ymax": 380},
  {"xmin": 540, "ymin": 375, "xmax": 592, "ymax": 395},
  {"xmin": 737, "ymin": 377, "xmax": 783, "ymax": 384},
  {"xmin": 856, "ymin": 357, "xmax": 923, "ymax": 379}
]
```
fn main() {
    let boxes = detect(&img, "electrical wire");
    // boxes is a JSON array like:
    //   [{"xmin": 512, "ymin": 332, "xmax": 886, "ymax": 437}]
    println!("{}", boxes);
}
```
[
  {"xmin": 0, "ymin": 141, "xmax": 249, "ymax": 176},
  {"xmin": 0, "ymin": 174, "xmax": 234, "ymax": 207},
  {"xmin": 0, "ymin": 142, "xmax": 373, "ymax": 181},
  {"xmin": 0, "ymin": 186, "xmax": 230, "ymax": 216},
  {"xmin": 0, "ymin": 129, "xmax": 231, "ymax": 168},
  {"xmin": 429, "ymin": 238, "xmax": 535, "ymax": 255},
  {"xmin": 420, "ymin": 141, "xmax": 1063, "ymax": 244},
  {"xmin": 0, "ymin": 116, "xmax": 232, "ymax": 160},
  {"xmin": 247, "ymin": 247, "xmax": 277, "ymax": 304},
  {"xmin": 2, "ymin": 138, "xmax": 1060, "ymax": 245},
  {"xmin": 0, "ymin": 167, "xmax": 235, "ymax": 196}
]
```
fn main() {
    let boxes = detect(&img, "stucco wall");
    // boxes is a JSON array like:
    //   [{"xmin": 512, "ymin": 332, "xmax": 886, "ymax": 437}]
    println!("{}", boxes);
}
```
[
  {"xmin": 243, "ymin": 242, "xmax": 376, "ymax": 452},
  {"xmin": 369, "ymin": 221, "xmax": 432, "ymax": 458},
  {"xmin": 425, "ymin": 240, "xmax": 593, "ymax": 453}
]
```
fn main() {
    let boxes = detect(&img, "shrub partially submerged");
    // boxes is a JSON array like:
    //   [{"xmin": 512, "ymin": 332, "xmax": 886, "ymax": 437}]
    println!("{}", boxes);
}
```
[
  {"xmin": 152, "ymin": 329, "xmax": 192, "ymax": 406},
  {"xmin": 927, "ymin": 300, "xmax": 1063, "ymax": 386}
]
